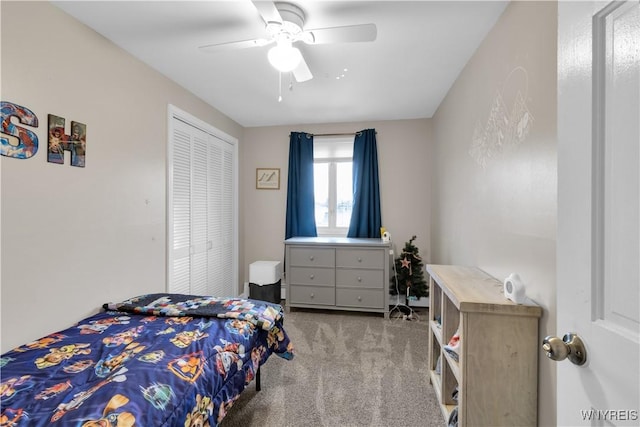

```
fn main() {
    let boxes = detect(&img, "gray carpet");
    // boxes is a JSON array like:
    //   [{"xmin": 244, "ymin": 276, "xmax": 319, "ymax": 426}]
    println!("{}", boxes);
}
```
[{"xmin": 222, "ymin": 307, "xmax": 445, "ymax": 427}]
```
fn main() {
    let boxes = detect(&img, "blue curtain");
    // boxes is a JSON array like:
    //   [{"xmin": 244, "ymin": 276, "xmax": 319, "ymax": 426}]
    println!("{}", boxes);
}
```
[
  {"xmin": 285, "ymin": 132, "xmax": 317, "ymax": 239},
  {"xmin": 347, "ymin": 129, "xmax": 381, "ymax": 238}
]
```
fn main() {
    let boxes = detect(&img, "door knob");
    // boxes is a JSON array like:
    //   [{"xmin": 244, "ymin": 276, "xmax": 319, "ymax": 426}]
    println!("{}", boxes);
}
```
[{"xmin": 542, "ymin": 333, "xmax": 587, "ymax": 365}]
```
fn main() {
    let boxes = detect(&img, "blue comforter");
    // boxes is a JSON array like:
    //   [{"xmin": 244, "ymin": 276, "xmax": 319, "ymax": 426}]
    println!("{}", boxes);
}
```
[{"xmin": 0, "ymin": 294, "xmax": 293, "ymax": 426}]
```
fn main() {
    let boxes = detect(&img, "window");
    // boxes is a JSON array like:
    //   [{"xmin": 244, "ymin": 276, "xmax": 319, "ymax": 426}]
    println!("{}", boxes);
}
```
[{"xmin": 313, "ymin": 136, "xmax": 354, "ymax": 236}]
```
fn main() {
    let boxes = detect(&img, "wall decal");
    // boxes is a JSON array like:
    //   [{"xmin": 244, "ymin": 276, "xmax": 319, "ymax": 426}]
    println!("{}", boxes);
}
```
[
  {"xmin": 48, "ymin": 114, "xmax": 86, "ymax": 167},
  {"xmin": 1, "ymin": 101, "xmax": 39, "ymax": 159},
  {"xmin": 469, "ymin": 66, "xmax": 534, "ymax": 168}
]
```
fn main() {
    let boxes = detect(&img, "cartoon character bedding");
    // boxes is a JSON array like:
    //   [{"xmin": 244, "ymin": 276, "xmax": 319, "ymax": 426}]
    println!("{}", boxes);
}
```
[{"xmin": 0, "ymin": 293, "xmax": 294, "ymax": 426}]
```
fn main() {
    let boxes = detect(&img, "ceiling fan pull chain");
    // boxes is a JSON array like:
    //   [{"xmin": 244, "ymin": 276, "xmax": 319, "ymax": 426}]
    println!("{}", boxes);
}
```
[{"xmin": 278, "ymin": 71, "xmax": 283, "ymax": 102}]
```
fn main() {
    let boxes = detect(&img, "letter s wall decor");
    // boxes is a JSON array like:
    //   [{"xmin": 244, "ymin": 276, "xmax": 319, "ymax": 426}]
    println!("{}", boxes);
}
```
[{"xmin": 1, "ymin": 101, "xmax": 39, "ymax": 159}]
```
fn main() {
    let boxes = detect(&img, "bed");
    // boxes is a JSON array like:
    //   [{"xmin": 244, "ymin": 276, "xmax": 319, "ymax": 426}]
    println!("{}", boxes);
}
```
[{"xmin": 0, "ymin": 293, "xmax": 294, "ymax": 426}]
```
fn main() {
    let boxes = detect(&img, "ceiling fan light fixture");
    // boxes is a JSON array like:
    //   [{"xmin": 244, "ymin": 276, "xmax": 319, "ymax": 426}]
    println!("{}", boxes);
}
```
[{"xmin": 267, "ymin": 41, "xmax": 302, "ymax": 72}]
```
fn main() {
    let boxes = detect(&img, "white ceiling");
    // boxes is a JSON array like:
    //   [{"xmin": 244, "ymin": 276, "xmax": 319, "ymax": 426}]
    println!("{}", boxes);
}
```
[{"xmin": 52, "ymin": 0, "xmax": 508, "ymax": 128}]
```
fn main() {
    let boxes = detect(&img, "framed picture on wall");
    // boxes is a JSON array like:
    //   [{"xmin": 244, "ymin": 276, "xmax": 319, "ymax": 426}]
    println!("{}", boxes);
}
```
[{"xmin": 256, "ymin": 168, "xmax": 280, "ymax": 190}]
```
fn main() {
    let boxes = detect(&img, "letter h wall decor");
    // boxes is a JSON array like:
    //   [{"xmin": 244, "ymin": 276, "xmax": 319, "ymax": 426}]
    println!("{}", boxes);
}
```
[{"xmin": 47, "ymin": 114, "xmax": 86, "ymax": 167}]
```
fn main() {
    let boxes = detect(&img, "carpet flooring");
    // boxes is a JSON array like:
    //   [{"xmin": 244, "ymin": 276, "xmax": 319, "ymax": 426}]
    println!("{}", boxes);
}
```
[{"xmin": 221, "ymin": 306, "xmax": 445, "ymax": 427}]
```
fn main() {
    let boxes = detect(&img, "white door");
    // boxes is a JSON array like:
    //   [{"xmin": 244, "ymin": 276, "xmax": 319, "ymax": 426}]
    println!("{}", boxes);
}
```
[
  {"xmin": 167, "ymin": 106, "xmax": 238, "ymax": 297},
  {"xmin": 557, "ymin": 1, "xmax": 639, "ymax": 425}
]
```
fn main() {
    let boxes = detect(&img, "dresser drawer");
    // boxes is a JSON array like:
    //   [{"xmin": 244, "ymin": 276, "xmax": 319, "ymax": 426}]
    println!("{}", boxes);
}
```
[
  {"xmin": 289, "ymin": 247, "xmax": 335, "ymax": 268},
  {"xmin": 336, "ymin": 268, "xmax": 384, "ymax": 288},
  {"xmin": 336, "ymin": 288, "xmax": 383, "ymax": 309},
  {"xmin": 336, "ymin": 248, "xmax": 385, "ymax": 269},
  {"xmin": 288, "ymin": 266, "xmax": 335, "ymax": 286},
  {"xmin": 289, "ymin": 285, "xmax": 335, "ymax": 306}
]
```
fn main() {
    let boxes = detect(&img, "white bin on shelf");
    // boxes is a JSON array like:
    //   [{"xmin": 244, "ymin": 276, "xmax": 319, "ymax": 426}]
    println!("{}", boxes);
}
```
[{"xmin": 249, "ymin": 261, "xmax": 282, "ymax": 304}]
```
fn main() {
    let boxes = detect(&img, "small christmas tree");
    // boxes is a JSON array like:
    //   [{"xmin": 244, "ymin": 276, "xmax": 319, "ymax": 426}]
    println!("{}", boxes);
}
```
[{"xmin": 390, "ymin": 235, "xmax": 428, "ymax": 299}]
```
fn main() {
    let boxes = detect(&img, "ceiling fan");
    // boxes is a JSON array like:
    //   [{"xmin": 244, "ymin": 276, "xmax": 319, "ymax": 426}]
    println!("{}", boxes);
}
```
[{"xmin": 199, "ymin": 1, "xmax": 377, "ymax": 83}]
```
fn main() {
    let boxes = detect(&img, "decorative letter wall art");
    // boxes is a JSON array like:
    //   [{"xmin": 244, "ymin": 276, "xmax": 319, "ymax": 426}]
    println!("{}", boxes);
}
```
[
  {"xmin": 1, "ymin": 101, "xmax": 39, "ymax": 159},
  {"xmin": 48, "ymin": 114, "xmax": 86, "ymax": 167}
]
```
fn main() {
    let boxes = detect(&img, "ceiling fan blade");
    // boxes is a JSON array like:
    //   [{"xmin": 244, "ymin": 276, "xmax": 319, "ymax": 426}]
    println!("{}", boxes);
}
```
[
  {"xmin": 252, "ymin": 0, "xmax": 283, "ymax": 25},
  {"xmin": 293, "ymin": 54, "xmax": 313, "ymax": 83},
  {"xmin": 305, "ymin": 23, "xmax": 377, "ymax": 44},
  {"xmin": 199, "ymin": 38, "xmax": 272, "ymax": 53}
]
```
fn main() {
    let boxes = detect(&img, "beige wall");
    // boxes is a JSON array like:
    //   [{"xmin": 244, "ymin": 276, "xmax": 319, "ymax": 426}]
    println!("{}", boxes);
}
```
[
  {"xmin": 242, "ymin": 119, "xmax": 432, "ymax": 286},
  {"xmin": 0, "ymin": 1, "xmax": 244, "ymax": 352},
  {"xmin": 431, "ymin": 1, "xmax": 557, "ymax": 425}
]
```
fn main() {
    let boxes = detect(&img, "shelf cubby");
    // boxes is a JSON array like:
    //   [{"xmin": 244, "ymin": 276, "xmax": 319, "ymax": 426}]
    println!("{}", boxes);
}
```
[{"xmin": 426, "ymin": 265, "xmax": 542, "ymax": 427}]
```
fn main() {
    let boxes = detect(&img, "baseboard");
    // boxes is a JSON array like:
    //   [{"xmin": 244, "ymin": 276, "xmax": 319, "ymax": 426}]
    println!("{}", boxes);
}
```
[
  {"xmin": 389, "ymin": 294, "xmax": 430, "ymax": 308},
  {"xmin": 241, "ymin": 282, "xmax": 248, "ymax": 299}
]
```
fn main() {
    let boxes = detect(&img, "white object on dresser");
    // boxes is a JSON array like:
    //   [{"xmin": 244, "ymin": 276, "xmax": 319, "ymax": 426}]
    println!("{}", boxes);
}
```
[
  {"xmin": 426, "ymin": 264, "xmax": 542, "ymax": 427},
  {"xmin": 284, "ymin": 237, "xmax": 391, "ymax": 318},
  {"xmin": 503, "ymin": 272, "xmax": 527, "ymax": 304}
]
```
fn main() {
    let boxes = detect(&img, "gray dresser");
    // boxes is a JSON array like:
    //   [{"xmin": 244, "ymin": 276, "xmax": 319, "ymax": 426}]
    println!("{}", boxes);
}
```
[{"xmin": 284, "ymin": 237, "xmax": 391, "ymax": 318}]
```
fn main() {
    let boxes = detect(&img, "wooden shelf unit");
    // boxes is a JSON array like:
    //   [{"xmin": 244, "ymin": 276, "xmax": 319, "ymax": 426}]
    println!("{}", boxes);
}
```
[{"xmin": 426, "ymin": 264, "xmax": 543, "ymax": 427}]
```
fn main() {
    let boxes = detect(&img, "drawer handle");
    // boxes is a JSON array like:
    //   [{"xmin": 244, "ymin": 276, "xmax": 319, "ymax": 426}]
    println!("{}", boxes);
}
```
[
  {"xmin": 309, "ymin": 274, "xmax": 314, "ymax": 280},
  {"xmin": 357, "ymin": 257, "xmax": 362, "ymax": 262},
  {"xmin": 357, "ymin": 276, "xmax": 362, "ymax": 282},
  {"xmin": 357, "ymin": 296, "xmax": 362, "ymax": 301},
  {"xmin": 309, "ymin": 256, "xmax": 314, "ymax": 261},
  {"xmin": 310, "ymin": 293, "xmax": 315, "ymax": 298}
]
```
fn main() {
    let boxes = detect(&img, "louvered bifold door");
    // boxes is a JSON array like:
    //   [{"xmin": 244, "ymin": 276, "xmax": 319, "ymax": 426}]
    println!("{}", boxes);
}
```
[
  {"xmin": 222, "ymin": 145, "xmax": 234, "ymax": 289},
  {"xmin": 169, "ymin": 113, "xmax": 235, "ymax": 297},
  {"xmin": 208, "ymin": 138, "xmax": 224, "ymax": 296},
  {"xmin": 170, "ymin": 121, "xmax": 192, "ymax": 294},
  {"xmin": 190, "ymin": 130, "xmax": 210, "ymax": 295}
]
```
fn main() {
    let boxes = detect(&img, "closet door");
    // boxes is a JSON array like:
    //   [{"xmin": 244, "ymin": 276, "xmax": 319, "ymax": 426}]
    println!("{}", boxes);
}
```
[
  {"xmin": 168, "ymin": 113, "xmax": 236, "ymax": 297},
  {"xmin": 207, "ymin": 140, "xmax": 223, "ymax": 296},
  {"xmin": 190, "ymin": 128, "xmax": 210, "ymax": 295},
  {"xmin": 170, "ymin": 120, "xmax": 193, "ymax": 294},
  {"xmin": 207, "ymin": 136, "xmax": 235, "ymax": 296},
  {"xmin": 222, "ymin": 147, "xmax": 234, "ymax": 290}
]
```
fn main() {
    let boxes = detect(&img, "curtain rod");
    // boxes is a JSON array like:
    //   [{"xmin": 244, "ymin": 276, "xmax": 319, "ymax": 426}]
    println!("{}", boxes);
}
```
[
  {"xmin": 289, "ymin": 131, "xmax": 377, "ymax": 137},
  {"xmin": 311, "ymin": 132, "xmax": 358, "ymax": 137}
]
